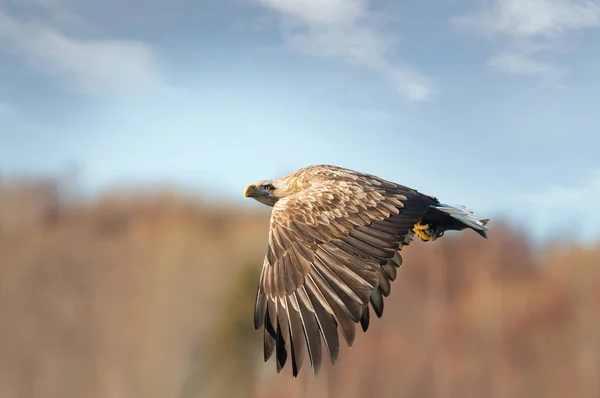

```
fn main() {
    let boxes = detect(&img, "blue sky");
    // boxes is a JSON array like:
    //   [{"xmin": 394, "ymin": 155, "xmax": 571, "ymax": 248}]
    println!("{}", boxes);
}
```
[{"xmin": 1, "ymin": 0, "xmax": 599, "ymax": 244}]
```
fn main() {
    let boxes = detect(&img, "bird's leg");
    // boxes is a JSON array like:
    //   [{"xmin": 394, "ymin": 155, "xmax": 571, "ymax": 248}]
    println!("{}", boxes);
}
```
[{"xmin": 412, "ymin": 220, "xmax": 437, "ymax": 242}]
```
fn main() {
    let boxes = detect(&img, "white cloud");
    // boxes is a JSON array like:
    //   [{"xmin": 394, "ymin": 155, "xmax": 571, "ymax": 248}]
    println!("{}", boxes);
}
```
[
  {"xmin": 487, "ymin": 42, "xmax": 565, "ymax": 76},
  {"xmin": 0, "ymin": 9, "xmax": 166, "ymax": 98},
  {"xmin": 253, "ymin": 0, "xmax": 435, "ymax": 102},
  {"xmin": 257, "ymin": 0, "xmax": 365, "ymax": 26},
  {"xmin": 453, "ymin": 0, "xmax": 600, "ymax": 77},
  {"xmin": 455, "ymin": 0, "xmax": 600, "ymax": 39},
  {"xmin": 487, "ymin": 51, "xmax": 558, "ymax": 76}
]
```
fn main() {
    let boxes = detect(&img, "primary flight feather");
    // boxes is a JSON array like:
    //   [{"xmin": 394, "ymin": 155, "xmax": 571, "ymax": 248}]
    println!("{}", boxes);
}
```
[{"xmin": 244, "ymin": 164, "xmax": 489, "ymax": 377}]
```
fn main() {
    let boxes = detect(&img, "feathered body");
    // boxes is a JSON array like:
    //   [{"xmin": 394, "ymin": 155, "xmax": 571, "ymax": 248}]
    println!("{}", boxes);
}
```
[{"xmin": 244, "ymin": 165, "xmax": 488, "ymax": 377}]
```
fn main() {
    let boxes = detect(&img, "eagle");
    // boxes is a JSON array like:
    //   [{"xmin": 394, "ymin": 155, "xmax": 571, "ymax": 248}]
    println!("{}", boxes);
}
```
[{"xmin": 244, "ymin": 164, "xmax": 489, "ymax": 377}]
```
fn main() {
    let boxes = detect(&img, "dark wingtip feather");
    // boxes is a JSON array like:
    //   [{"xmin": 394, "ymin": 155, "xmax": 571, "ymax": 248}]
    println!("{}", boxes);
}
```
[
  {"xmin": 265, "ymin": 305, "xmax": 277, "ymax": 338},
  {"xmin": 291, "ymin": 338, "xmax": 299, "ymax": 378},
  {"xmin": 296, "ymin": 293, "xmax": 323, "ymax": 375},
  {"xmin": 360, "ymin": 305, "xmax": 370, "ymax": 332},
  {"xmin": 370, "ymin": 289, "xmax": 384, "ymax": 318},
  {"xmin": 264, "ymin": 327, "xmax": 275, "ymax": 361},
  {"xmin": 254, "ymin": 291, "xmax": 267, "ymax": 330},
  {"xmin": 285, "ymin": 297, "xmax": 307, "ymax": 377},
  {"xmin": 304, "ymin": 285, "xmax": 340, "ymax": 365},
  {"xmin": 382, "ymin": 263, "xmax": 397, "ymax": 281},
  {"xmin": 275, "ymin": 317, "xmax": 288, "ymax": 372}
]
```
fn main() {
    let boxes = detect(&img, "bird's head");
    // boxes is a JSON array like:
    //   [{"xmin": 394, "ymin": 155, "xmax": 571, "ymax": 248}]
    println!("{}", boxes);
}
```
[{"xmin": 244, "ymin": 179, "xmax": 282, "ymax": 207}]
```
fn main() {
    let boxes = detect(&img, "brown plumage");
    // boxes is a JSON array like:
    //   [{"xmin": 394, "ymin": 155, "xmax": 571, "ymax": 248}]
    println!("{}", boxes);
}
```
[{"xmin": 244, "ymin": 164, "xmax": 489, "ymax": 377}]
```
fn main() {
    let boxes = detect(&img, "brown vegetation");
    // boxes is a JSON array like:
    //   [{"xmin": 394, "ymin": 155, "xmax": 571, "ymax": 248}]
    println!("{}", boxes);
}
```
[{"xmin": 0, "ymin": 178, "xmax": 598, "ymax": 398}]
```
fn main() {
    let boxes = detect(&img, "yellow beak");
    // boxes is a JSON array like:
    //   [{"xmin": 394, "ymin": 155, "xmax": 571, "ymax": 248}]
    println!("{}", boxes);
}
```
[{"xmin": 244, "ymin": 184, "xmax": 258, "ymax": 198}]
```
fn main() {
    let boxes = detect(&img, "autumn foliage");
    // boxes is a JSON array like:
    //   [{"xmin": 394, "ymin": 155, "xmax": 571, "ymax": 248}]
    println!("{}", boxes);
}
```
[{"xmin": 0, "ymin": 178, "xmax": 598, "ymax": 398}]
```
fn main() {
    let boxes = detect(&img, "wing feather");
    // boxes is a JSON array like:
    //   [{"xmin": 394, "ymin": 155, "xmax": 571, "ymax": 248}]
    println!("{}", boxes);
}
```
[
  {"xmin": 342, "ymin": 234, "xmax": 397, "ymax": 258},
  {"xmin": 376, "ymin": 267, "xmax": 391, "ymax": 297},
  {"xmin": 350, "ymin": 227, "xmax": 398, "ymax": 248},
  {"xmin": 359, "ymin": 305, "xmax": 370, "ymax": 332},
  {"xmin": 302, "ymin": 285, "xmax": 340, "ymax": 363},
  {"xmin": 308, "ymin": 265, "xmax": 358, "ymax": 346},
  {"xmin": 312, "ymin": 258, "xmax": 364, "ymax": 323},
  {"xmin": 285, "ymin": 295, "xmax": 306, "ymax": 377},
  {"xmin": 264, "ymin": 299, "xmax": 276, "ymax": 361},
  {"xmin": 293, "ymin": 291, "xmax": 323, "ymax": 373},
  {"xmin": 275, "ymin": 299, "xmax": 290, "ymax": 372},
  {"xmin": 253, "ymin": 173, "xmax": 435, "ymax": 376},
  {"xmin": 311, "ymin": 255, "xmax": 365, "ymax": 306},
  {"xmin": 254, "ymin": 265, "xmax": 268, "ymax": 329},
  {"xmin": 319, "ymin": 247, "xmax": 378, "ymax": 290}
]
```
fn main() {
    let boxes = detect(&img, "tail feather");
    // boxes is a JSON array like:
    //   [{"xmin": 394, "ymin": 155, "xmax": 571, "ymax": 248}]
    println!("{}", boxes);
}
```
[{"xmin": 428, "ymin": 204, "xmax": 489, "ymax": 238}]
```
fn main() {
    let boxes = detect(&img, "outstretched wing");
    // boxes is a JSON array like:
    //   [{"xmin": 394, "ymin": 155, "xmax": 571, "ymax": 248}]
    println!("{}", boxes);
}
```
[{"xmin": 253, "ymin": 178, "xmax": 434, "ymax": 377}]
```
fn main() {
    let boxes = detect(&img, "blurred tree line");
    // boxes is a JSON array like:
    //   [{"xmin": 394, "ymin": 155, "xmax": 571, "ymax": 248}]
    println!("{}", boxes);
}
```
[{"xmin": 0, "ymin": 177, "xmax": 598, "ymax": 398}]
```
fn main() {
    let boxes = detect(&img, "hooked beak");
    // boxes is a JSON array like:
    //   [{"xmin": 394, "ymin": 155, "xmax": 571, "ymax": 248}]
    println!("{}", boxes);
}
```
[{"xmin": 244, "ymin": 184, "xmax": 260, "ymax": 198}]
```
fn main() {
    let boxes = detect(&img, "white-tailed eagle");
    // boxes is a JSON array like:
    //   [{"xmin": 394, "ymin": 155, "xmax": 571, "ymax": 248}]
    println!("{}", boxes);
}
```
[{"xmin": 244, "ymin": 165, "xmax": 489, "ymax": 377}]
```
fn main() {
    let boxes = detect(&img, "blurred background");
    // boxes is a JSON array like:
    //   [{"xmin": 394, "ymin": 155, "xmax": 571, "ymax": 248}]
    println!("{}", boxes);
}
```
[{"xmin": 1, "ymin": 0, "xmax": 599, "ymax": 397}]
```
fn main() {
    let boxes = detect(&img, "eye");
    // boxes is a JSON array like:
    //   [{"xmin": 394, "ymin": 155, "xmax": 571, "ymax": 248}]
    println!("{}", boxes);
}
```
[{"xmin": 263, "ymin": 184, "xmax": 275, "ymax": 192}]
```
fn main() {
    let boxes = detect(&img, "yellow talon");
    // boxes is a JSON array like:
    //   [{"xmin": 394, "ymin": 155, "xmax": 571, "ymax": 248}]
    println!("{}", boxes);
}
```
[
  {"xmin": 413, "ymin": 220, "xmax": 437, "ymax": 242},
  {"xmin": 413, "ymin": 221, "xmax": 429, "ymax": 231}
]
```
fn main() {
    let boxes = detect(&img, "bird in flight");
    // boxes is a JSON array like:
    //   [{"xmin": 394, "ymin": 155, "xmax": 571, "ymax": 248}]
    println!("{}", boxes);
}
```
[{"xmin": 244, "ymin": 164, "xmax": 489, "ymax": 377}]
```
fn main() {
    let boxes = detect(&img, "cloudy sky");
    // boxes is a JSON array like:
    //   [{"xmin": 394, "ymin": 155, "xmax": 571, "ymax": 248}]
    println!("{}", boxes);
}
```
[{"xmin": 1, "ymin": 0, "xmax": 599, "ymax": 243}]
